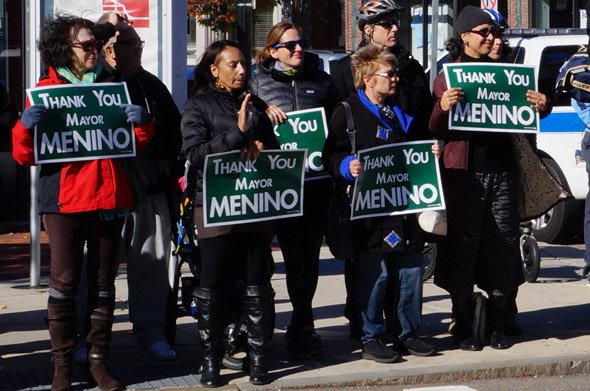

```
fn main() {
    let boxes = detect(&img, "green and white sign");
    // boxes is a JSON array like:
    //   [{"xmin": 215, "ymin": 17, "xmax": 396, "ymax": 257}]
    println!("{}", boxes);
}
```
[
  {"xmin": 351, "ymin": 141, "xmax": 445, "ymax": 220},
  {"xmin": 273, "ymin": 107, "xmax": 329, "ymax": 181},
  {"xmin": 203, "ymin": 149, "xmax": 306, "ymax": 227},
  {"xmin": 27, "ymin": 83, "xmax": 133, "ymax": 164},
  {"xmin": 444, "ymin": 63, "xmax": 539, "ymax": 133}
]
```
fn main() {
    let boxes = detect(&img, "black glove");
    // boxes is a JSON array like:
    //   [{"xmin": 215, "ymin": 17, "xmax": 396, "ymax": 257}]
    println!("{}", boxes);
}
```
[
  {"xmin": 20, "ymin": 105, "xmax": 48, "ymax": 129},
  {"xmin": 120, "ymin": 104, "xmax": 150, "ymax": 124}
]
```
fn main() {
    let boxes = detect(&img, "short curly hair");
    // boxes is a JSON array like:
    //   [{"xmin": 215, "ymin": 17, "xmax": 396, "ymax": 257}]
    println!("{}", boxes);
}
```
[
  {"xmin": 351, "ymin": 44, "xmax": 397, "ymax": 90},
  {"xmin": 38, "ymin": 15, "xmax": 95, "ymax": 69}
]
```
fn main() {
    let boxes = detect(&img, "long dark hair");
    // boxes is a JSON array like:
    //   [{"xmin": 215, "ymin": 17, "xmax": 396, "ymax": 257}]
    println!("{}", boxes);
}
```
[
  {"xmin": 192, "ymin": 40, "xmax": 242, "ymax": 95},
  {"xmin": 39, "ymin": 14, "xmax": 96, "ymax": 70}
]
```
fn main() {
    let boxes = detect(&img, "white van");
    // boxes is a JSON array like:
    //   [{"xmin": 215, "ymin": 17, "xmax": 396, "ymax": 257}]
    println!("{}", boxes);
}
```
[{"xmin": 504, "ymin": 28, "xmax": 587, "ymax": 243}]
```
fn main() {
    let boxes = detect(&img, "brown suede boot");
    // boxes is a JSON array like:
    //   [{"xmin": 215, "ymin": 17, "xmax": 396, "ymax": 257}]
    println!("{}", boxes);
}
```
[
  {"xmin": 87, "ymin": 305, "xmax": 124, "ymax": 391},
  {"xmin": 47, "ymin": 302, "xmax": 78, "ymax": 391}
]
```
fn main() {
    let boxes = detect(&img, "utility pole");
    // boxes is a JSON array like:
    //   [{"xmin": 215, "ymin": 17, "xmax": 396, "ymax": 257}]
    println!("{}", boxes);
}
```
[{"xmin": 237, "ymin": 0, "xmax": 254, "ymax": 74}]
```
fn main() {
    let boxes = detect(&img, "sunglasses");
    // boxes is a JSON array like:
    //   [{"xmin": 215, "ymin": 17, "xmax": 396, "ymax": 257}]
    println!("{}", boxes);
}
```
[
  {"xmin": 373, "ymin": 70, "xmax": 399, "ymax": 79},
  {"xmin": 374, "ymin": 19, "xmax": 400, "ymax": 30},
  {"xmin": 467, "ymin": 26, "xmax": 501, "ymax": 38},
  {"xmin": 71, "ymin": 38, "xmax": 103, "ymax": 53},
  {"xmin": 273, "ymin": 38, "xmax": 308, "ymax": 51}
]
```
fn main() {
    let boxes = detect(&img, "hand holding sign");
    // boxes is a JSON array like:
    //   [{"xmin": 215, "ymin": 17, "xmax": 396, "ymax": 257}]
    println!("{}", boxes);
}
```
[
  {"xmin": 440, "ymin": 87, "xmax": 464, "ymax": 112},
  {"xmin": 265, "ymin": 104, "xmax": 287, "ymax": 124},
  {"xmin": 21, "ymin": 105, "xmax": 48, "ymax": 130},
  {"xmin": 525, "ymin": 90, "xmax": 548, "ymax": 112}
]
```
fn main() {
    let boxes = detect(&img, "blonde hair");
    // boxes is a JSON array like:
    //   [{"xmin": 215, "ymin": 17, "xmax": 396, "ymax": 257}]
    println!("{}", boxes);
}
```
[
  {"xmin": 256, "ymin": 21, "xmax": 303, "ymax": 65},
  {"xmin": 350, "ymin": 44, "xmax": 397, "ymax": 89}
]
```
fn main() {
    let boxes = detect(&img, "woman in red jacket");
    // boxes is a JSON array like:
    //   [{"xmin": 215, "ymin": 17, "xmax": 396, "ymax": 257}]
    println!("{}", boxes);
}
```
[{"xmin": 12, "ymin": 15, "xmax": 153, "ymax": 391}]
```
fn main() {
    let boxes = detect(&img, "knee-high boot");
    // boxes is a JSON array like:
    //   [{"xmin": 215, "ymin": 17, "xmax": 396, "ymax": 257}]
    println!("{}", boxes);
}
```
[
  {"xmin": 244, "ymin": 286, "xmax": 274, "ymax": 385},
  {"xmin": 194, "ymin": 287, "xmax": 225, "ymax": 388},
  {"xmin": 489, "ymin": 293, "xmax": 511, "ymax": 349},
  {"xmin": 454, "ymin": 294, "xmax": 483, "ymax": 351},
  {"xmin": 47, "ymin": 301, "xmax": 78, "ymax": 391},
  {"xmin": 86, "ymin": 296, "xmax": 124, "ymax": 391}
]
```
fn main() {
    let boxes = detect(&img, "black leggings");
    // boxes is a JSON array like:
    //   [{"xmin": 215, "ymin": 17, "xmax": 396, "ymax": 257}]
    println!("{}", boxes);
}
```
[{"xmin": 198, "ymin": 232, "xmax": 274, "ymax": 290}]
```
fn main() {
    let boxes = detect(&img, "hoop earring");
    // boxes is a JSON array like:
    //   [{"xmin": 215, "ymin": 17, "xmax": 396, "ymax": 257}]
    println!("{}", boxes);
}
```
[{"xmin": 214, "ymin": 77, "xmax": 225, "ymax": 90}]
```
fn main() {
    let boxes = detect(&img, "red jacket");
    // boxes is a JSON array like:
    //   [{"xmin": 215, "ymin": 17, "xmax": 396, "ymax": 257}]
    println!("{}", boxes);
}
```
[{"xmin": 12, "ymin": 67, "xmax": 155, "ymax": 214}]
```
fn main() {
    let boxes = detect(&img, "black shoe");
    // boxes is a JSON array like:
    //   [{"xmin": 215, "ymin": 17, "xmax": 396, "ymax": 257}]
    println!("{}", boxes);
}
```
[
  {"xmin": 288, "ymin": 329, "xmax": 322, "ymax": 359},
  {"xmin": 489, "ymin": 330, "xmax": 511, "ymax": 350},
  {"xmin": 284, "ymin": 326, "xmax": 300, "ymax": 353},
  {"xmin": 402, "ymin": 337, "xmax": 437, "ymax": 357},
  {"xmin": 361, "ymin": 339, "xmax": 402, "ymax": 363},
  {"xmin": 199, "ymin": 357, "xmax": 221, "ymax": 388},
  {"xmin": 583, "ymin": 263, "xmax": 590, "ymax": 277}
]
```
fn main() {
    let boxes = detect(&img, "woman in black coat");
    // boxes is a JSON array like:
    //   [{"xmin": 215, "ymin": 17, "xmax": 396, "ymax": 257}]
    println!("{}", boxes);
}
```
[{"xmin": 181, "ymin": 40, "xmax": 277, "ymax": 387}]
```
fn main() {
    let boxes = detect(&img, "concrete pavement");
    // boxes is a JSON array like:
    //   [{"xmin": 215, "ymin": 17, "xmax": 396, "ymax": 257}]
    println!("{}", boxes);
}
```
[{"xmin": 1, "ymin": 241, "xmax": 590, "ymax": 390}]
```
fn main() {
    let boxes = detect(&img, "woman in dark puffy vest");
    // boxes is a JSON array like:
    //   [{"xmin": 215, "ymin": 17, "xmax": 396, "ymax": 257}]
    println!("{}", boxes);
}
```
[{"xmin": 248, "ymin": 21, "xmax": 339, "ymax": 359}]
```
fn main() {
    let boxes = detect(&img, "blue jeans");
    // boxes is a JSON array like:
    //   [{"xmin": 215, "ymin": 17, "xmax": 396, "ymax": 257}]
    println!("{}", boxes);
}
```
[{"xmin": 355, "ymin": 250, "xmax": 423, "ymax": 343}]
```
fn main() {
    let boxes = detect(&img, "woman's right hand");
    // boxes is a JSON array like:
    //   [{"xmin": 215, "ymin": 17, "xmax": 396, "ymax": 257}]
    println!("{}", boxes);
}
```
[
  {"xmin": 265, "ymin": 104, "xmax": 287, "ymax": 125},
  {"xmin": 440, "ymin": 87, "xmax": 464, "ymax": 112},
  {"xmin": 20, "ymin": 105, "xmax": 48, "ymax": 130},
  {"xmin": 349, "ymin": 158, "xmax": 363, "ymax": 178}
]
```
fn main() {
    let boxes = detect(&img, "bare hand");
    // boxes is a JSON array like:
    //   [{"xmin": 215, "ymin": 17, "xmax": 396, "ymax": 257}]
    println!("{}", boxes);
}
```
[
  {"xmin": 431, "ymin": 142, "xmax": 442, "ymax": 159},
  {"xmin": 238, "ymin": 93, "xmax": 253, "ymax": 133},
  {"xmin": 526, "ymin": 90, "xmax": 548, "ymax": 112},
  {"xmin": 265, "ymin": 104, "xmax": 287, "ymax": 124},
  {"xmin": 349, "ymin": 159, "xmax": 363, "ymax": 178},
  {"xmin": 440, "ymin": 87, "xmax": 464, "ymax": 112},
  {"xmin": 241, "ymin": 140, "xmax": 264, "ymax": 160}
]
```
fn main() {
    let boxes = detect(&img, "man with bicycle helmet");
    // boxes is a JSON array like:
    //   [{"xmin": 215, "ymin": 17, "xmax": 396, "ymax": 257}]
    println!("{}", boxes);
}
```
[{"xmin": 330, "ymin": 0, "xmax": 435, "ymax": 359}]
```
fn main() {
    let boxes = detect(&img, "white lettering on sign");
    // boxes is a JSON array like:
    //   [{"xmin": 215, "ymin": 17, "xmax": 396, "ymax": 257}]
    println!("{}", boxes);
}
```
[
  {"xmin": 362, "ymin": 155, "xmax": 395, "ymax": 170},
  {"xmin": 454, "ymin": 102, "xmax": 535, "ymax": 126},
  {"xmin": 476, "ymin": 88, "xmax": 510, "ymax": 101},
  {"xmin": 503, "ymin": 69, "xmax": 531, "ymax": 87},
  {"xmin": 39, "ymin": 127, "xmax": 131, "ymax": 155},
  {"xmin": 268, "ymin": 154, "xmax": 297, "ymax": 169},
  {"xmin": 38, "ymin": 93, "xmax": 86, "ymax": 109},
  {"xmin": 209, "ymin": 190, "xmax": 299, "ymax": 217},
  {"xmin": 212, "ymin": 159, "xmax": 257, "ymax": 175},
  {"xmin": 452, "ymin": 69, "xmax": 496, "ymax": 84},
  {"xmin": 92, "ymin": 89, "xmax": 123, "ymax": 106},
  {"xmin": 65, "ymin": 113, "xmax": 105, "ymax": 126},
  {"xmin": 287, "ymin": 117, "xmax": 318, "ymax": 134},
  {"xmin": 403, "ymin": 148, "xmax": 429, "ymax": 165},
  {"xmin": 376, "ymin": 172, "xmax": 409, "ymax": 184},
  {"xmin": 235, "ymin": 178, "xmax": 273, "ymax": 190},
  {"xmin": 355, "ymin": 184, "xmax": 439, "ymax": 209}
]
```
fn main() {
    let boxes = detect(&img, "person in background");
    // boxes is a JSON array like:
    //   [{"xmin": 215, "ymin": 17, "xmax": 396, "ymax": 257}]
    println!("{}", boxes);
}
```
[
  {"xmin": 428, "ymin": 5, "xmax": 550, "ymax": 351},
  {"xmin": 248, "ymin": 21, "xmax": 338, "ymax": 360},
  {"xmin": 323, "ymin": 44, "xmax": 437, "ymax": 363},
  {"xmin": 97, "ymin": 12, "xmax": 182, "ymax": 361},
  {"xmin": 0, "ymin": 82, "xmax": 17, "ymax": 151},
  {"xmin": 181, "ymin": 40, "xmax": 278, "ymax": 387},
  {"xmin": 329, "ymin": 0, "xmax": 434, "ymax": 358},
  {"xmin": 12, "ymin": 15, "xmax": 154, "ymax": 390}
]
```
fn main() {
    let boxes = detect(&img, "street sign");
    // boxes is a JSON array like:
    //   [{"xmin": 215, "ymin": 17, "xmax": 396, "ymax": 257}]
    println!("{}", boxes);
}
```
[{"xmin": 481, "ymin": 0, "xmax": 498, "ymax": 11}]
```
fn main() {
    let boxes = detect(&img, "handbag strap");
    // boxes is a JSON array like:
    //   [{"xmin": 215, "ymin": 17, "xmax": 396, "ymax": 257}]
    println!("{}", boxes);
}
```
[{"xmin": 340, "ymin": 101, "xmax": 356, "ymax": 155}]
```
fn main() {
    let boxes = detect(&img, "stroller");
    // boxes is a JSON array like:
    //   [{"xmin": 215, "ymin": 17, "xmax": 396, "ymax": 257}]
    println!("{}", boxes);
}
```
[{"xmin": 171, "ymin": 162, "xmax": 259, "ymax": 371}]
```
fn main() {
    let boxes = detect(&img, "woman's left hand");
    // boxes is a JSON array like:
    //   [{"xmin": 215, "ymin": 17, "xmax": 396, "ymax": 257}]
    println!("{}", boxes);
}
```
[
  {"xmin": 265, "ymin": 104, "xmax": 287, "ymax": 124},
  {"xmin": 242, "ymin": 140, "xmax": 264, "ymax": 160},
  {"xmin": 238, "ymin": 93, "xmax": 253, "ymax": 133},
  {"xmin": 431, "ymin": 142, "xmax": 442, "ymax": 159},
  {"xmin": 526, "ymin": 90, "xmax": 548, "ymax": 112}
]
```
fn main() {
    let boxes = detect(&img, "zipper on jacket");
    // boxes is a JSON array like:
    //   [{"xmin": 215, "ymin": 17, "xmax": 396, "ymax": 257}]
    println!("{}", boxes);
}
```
[{"xmin": 292, "ymin": 80, "xmax": 299, "ymax": 111}]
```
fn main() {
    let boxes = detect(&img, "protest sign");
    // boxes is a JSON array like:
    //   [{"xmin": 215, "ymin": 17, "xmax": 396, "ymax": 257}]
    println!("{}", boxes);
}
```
[
  {"xmin": 27, "ymin": 83, "xmax": 133, "ymax": 163},
  {"xmin": 444, "ymin": 63, "xmax": 539, "ymax": 133},
  {"xmin": 273, "ymin": 107, "xmax": 329, "ymax": 180},
  {"xmin": 203, "ymin": 149, "xmax": 306, "ymax": 227},
  {"xmin": 351, "ymin": 141, "xmax": 444, "ymax": 220}
]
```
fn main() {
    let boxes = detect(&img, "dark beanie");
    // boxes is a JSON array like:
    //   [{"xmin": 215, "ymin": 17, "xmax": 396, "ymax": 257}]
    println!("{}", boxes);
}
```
[{"xmin": 455, "ymin": 5, "xmax": 493, "ymax": 35}]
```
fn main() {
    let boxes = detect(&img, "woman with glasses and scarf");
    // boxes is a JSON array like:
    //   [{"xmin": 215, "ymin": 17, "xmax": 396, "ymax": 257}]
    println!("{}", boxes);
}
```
[
  {"xmin": 428, "ymin": 6, "xmax": 550, "ymax": 352},
  {"xmin": 248, "ymin": 21, "xmax": 339, "ymax": 360},
  {"xmin": 12, "ymin": 15, "xmax": 154, "ymax": 391}
]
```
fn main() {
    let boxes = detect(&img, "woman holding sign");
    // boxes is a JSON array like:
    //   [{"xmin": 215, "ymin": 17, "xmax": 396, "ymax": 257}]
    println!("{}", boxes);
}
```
[
  {"xmin": 248, "ymin": 21, "xmax": 339, "ymax": 360},
  {"xmin": 12, "ymin": 15, "xmax": 154, "ymax": 391},
  {"xmin": 323, "ymin": 45, "xmax": 436, "ymax": 363},
  {"xmin": 428, "ymin": 6, "xmax": 551, "ymax": 352},
  {"xmin": 181, "ymin": 40, "xmax": 278, "ymax": 387}
]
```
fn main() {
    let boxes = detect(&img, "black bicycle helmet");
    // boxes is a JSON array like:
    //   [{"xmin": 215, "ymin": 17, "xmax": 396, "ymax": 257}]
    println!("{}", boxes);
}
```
[{"xmin": 357, "ymin": 0, "xmax": 405, "ymax": 30}]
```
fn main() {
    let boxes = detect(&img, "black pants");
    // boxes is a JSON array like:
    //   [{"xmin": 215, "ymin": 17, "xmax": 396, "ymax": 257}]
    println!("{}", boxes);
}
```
[
  {"xmin": 198, "ymin": 232, "xmax": 274, "ymax": 290},
  {"xmin": 43, "ymin": 212, "xmax": 123, "ymax": 299},
  {"xmin": 276, "ymin": 179, "xmax": 330, "ymax": 331}
]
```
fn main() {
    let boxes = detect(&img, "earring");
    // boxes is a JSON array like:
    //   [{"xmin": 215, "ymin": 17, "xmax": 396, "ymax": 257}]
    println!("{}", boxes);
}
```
[{"xmin": 214, "ymin": 77, "xmax": 224, "ymax": 90}]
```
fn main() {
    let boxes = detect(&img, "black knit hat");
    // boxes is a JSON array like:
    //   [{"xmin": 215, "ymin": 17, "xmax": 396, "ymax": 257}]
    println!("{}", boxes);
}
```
[{"xmin": 455, "ymin": 5, "xmax": 493, "ymax": 35}]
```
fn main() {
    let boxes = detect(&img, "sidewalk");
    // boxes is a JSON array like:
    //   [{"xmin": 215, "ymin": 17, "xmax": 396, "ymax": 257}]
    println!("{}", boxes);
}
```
[{"xmin": 2, "ymin": 238, "xmax": 590, "ymax": 390}]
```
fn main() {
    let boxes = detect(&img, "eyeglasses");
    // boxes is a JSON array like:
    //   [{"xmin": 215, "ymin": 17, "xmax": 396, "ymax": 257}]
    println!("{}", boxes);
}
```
[
  {"xmin": 115, "ymin": 40, "xmax": 145, "ymax": 49},
  {"xmin": 374, "ymin": 19, "xmax": 400, "ymax": 30},
  {"xmin": 71, "ymin": 39, "xmax": 103, "ymax": 53},
  {"xmin": 373, "ymin": 70, "xmax": 399, "ymax": 79},
  {"xmin": 467, "ymin": 26, "xmax": 501, "ymax": 38},
  {"xmin": 272, "ymin": 38, "xmax": 308, "ymax": 51}
]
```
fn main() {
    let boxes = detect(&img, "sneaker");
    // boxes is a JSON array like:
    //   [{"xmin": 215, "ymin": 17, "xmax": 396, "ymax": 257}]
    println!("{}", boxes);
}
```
[
  {"xmin": 288, "ymin": 329, "xmax": 322, "ymax": 359},
  {"xmin": 361, "ymin": 339, "xmax": 402, "ymax": 363},
  {"xmin": 402, "ymin": 337, "xmax": 437, "ymax": 357},
  {"xmin": 142, "ymin": 340, "xmax": 176, "ymax": 361}
]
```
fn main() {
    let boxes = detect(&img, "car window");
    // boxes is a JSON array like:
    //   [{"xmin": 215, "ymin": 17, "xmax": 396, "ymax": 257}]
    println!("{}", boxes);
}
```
[{"xmin": 538, "ymin": 46, "xmax": 580, "ymax": 106}]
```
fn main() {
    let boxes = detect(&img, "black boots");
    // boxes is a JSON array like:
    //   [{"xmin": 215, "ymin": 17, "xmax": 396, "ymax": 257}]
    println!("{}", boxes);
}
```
[
  {"xmin": 194, "ymin": 288, "xmax": 225, "ymax": 388},
  {"xmin": 244, "ymin": 285, "xmax": 274, "ymax": 385},
  {"xmin": 47, "ymin": 301, "xmax": 78, "ymax": 391},
  {"xmin": 488, "ymin": 294, "xmax": 511, "ymax": 350},
  {"xmin": 453, "ymin": 294, "xmax": 483, "ymax": 351},
  {"xmin": 86, "ymin": 297, "xmax": 124, "ymax": 391}
]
